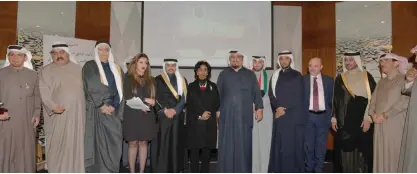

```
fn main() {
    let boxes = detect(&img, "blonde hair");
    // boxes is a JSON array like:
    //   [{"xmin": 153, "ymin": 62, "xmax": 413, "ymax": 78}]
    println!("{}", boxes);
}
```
[{"xmin": 127, "ymin": 53, "xmax": 155, "ymax": 99}]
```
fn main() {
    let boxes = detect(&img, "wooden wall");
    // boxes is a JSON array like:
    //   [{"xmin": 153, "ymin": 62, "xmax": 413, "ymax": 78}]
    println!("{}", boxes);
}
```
[
  {"xmin": 301, "ymin": 2, "xmax": 336, "ymax": 78},
  {"xmin": 75, "ymin": 1, "xmax": 111, "ymax": 42},
  {"xmin": 392, "ymin": 2, "xmax": 417, "ymax": 56},
  {"xmin": 0, "ymin": 2, "xmax": 18, "ymax": 58}
]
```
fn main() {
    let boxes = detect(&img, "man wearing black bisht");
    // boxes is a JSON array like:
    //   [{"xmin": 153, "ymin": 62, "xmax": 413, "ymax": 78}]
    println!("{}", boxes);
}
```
[
  {"xmin": 216, "ymin": 50, "xmax": 263, "ymax": 173},
  {"xmin": 151, "ymin": 58, "xmax": 188, "ymax": 173},
  {"xmin": 332, "ymin": 51, "xmax": 376, "ymax": 173},
  {"xmin": 186, "ymin": 61, "xmax": 220, "ymax": 173},
  {"xmin": 268, "ymin": 50, "xmax": 306, "ymax": 173}
]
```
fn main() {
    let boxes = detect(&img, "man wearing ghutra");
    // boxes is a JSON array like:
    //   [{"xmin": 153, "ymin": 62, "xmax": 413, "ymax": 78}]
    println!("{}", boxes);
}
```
[
  {"xmin": 0, "ymin": 45, "xmax": 41, "ymax": 172},
  {"xmin": 398, "ymin": 45, "xmax": 417, "ymax": 173},
  {"xmin": 369, "ymin": 53, "xmax": 410, "ymax": 173},
  {"xmin": 249, "ymin": 55, "xmax": 273, "ymax": 173},
  {"xmin": 268, "ymin": 50, "xmax": 306, "ymax": 172},
  {"xmin": 216, "ymin": 50, "xmax": 263, "ymax": 173},
  {"xmin": 151, "ymin": 58, "xmax": 188, "ymax": 173},
  {"xmin": 332, "ymin": 51, "xmax": 376, "ymax": 173},
  {"xmin": 82, "ymin": 41, "xmax": 124, "ymax": 172},
  {"xmin": 38, "ymin": 42, "xmax": 85, "ymax": 172}
]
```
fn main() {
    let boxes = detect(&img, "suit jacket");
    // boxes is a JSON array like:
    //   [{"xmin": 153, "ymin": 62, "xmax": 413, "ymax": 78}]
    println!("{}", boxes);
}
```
[{"xmin": 303, "ymin": 74, "xmax": 334, "ymax": 118}]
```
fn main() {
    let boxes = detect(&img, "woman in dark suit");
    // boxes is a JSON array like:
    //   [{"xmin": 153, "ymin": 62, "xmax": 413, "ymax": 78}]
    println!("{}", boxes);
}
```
[
  {"xmin": 122, "ymin": 53, "xmax": 158, "ymax": 173},
  {"xmin": 186, "ymin": 61, "xmax": 220, "ymax": 173}
]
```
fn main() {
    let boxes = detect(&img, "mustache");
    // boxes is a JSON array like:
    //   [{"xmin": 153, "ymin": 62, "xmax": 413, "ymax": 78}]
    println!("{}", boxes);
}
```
[{"xmin": 57, "ymin": 57, "xmax": 64, "ymax": 61}]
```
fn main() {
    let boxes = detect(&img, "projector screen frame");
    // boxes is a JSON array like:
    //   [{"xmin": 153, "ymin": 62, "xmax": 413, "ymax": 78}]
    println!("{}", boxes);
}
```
[{"xmin": 140, "ymin": 2, "xmax": 275, "ymax": 70}]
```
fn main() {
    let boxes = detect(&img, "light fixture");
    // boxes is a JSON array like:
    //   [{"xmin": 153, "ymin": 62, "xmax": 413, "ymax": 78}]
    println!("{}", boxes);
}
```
[
  {"xmin": 337, "ymin": 19, "xmax": 341, "ymax": 22},
  {"xmin": 36, "ymin": 25, "xmax": 40, "ymax": 28},
  {"xmin": 381, "ymin": 21, "xmax": 385, "ymax": 24},
  {"xmin": 60, "ymin": 12, "xmax": 64, "ymax": 15},
  {"xmin": 364, "ymin": 5, "xmax": 368, "ymax": 7}
]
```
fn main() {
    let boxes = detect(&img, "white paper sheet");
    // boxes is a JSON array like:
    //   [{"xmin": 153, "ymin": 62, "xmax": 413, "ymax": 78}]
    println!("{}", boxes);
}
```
[{"xmin": 126, "ymin": 97, "xmax": 150, "ymax": 111}]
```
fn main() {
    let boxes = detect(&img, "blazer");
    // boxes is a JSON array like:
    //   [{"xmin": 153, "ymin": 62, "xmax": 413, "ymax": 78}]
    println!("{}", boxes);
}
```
[{"xmin": 303, "ymin": 73, "xmax": 334, "ymax": 118}]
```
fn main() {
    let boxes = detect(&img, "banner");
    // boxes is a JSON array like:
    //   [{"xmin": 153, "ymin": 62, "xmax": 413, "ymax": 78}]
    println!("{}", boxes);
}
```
[{"xmin": 43, "ymin": 35, "xmax": 96, "ymax": 66}]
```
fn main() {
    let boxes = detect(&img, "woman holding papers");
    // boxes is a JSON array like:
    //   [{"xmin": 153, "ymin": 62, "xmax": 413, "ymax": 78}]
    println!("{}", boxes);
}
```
[
  {"xmin": 186, "ymin": 60, "xmax": 220, "ymax": 173},
  {"xmin": 122, "ymin": 53, "xmax": 158, "ymax": 173}
]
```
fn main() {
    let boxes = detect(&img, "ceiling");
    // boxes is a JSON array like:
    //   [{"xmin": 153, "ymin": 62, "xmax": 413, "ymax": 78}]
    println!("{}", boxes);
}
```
[
  {"xmin": 336, "ymin": 1, "xmax": 392, "ymax": 39},
  {"xmin": 17, "ymin": 1, "xmax": 76, "ymax": 37}
]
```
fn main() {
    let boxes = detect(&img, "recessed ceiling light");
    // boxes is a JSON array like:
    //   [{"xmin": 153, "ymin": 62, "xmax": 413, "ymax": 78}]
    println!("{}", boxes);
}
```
[
  {"xmin": 364, "ymin": 5, "xmax": 368, "ymax": 7},
  {"xmin": 36, "ymin": 25, "xmax": 40, "ymax": 28},
  {"xmin": 337, "ymin": 19, "xmax": 341, "ymax": 22},
  {"xmin": 60, "ymin": 12, "xmax": 64, "ymax": 15},
  {"xmin": 381, "ymin": 21, "xmax": 385, "ymax": 24}
]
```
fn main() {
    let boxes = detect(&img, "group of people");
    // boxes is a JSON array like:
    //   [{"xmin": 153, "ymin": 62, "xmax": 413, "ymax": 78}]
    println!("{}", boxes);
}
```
[{"xmin": 1, "ymin": 39, "xmax": 417, "ymax": 174}]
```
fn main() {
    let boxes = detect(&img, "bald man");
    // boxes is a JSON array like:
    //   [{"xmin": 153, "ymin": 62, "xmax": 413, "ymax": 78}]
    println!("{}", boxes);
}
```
[{"xmin": 303, "ymin": 57, "xmax": 334, "ymax": 173}]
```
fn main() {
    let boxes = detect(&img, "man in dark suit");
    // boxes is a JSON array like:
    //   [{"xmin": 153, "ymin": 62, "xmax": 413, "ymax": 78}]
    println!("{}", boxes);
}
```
[{"xmin": 303, "ymin": 57, "xmax": 334, "ymax": 173}]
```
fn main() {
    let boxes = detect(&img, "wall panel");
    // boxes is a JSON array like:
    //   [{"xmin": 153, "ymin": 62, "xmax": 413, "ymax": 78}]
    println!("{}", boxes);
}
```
[
  {"xmin": 302, "ymin": 2, "xmax": 336, "ymax": 78},
  {"xmin": 0, "ymin": 2, "xmax": 18, "ymax": 58},
  {"xmin": 75, "ymin": 1, "xmax": 111, "ymax": 41},
  {"xmin": 392, "ymin": 2, "xmax": 417, "ymax": 56},
  {"xmin": 301, "ymin": 2, "xmax": 336, "ymax": 150}
]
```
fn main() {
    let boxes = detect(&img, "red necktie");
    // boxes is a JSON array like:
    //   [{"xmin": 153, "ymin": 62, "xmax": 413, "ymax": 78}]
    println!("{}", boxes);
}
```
[
  {"xmin": 200, "ymin": 85, "xmax": 206, "ymax": 91},
  {"xmin": 258, "ymin": 74, "xmax": 262, "ymax": 88},
  {"xmin": 313, "ymin": 77, "xmax": 319, "ymax": 111}
]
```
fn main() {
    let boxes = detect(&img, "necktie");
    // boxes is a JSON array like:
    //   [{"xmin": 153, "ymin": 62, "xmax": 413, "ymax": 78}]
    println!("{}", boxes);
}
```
[
  {"xmin": 258, "ymin": 73, "xmax": 262, "ymax": 88},
  {"xmin": 200, "ymin": 85, "xmax": 206, "ymax": 91},
  {"xmin": 313, "ymin": 77, "xmax": 319, "ymax": 111}
]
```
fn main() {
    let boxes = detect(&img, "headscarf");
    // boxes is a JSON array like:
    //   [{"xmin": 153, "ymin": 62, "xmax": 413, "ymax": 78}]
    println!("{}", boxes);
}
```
[
  {"xmin": 94, "ymin": 41, "xmax": 123, "ymax": 102},
  {"xmin": 3, "ymin": 45, "xmax": 34, "ymax": 70},
  {"xmin": 249, "ymin": 56, "xmax": 268, "ymax": 91},
  {"xmin": 162, "ymin": 58, "xmax": 185, "ymax": 96},
  {"xmin": 380, "ymin": 53, "xmax": 408, "ymax": 77},
  {"xmin": 343, "ymin": 51, "xmax": 363, "ymax": 72},
  {"xmin": 248, "ymin": 56, "xmax": 266, "ymax": 70},
  {"xmin": 271, "ymin": 50, "xmax": 295, "ymax": 97},
  {"xmin": 228, "ymin": 50, "xmax": 249, "ymax": 68},
  {"xmin": 48, "ymin": 42, "xmax": 79, "ymax": 65}
]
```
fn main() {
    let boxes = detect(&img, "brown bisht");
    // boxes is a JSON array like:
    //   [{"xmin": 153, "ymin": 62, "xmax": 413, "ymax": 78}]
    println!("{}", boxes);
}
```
[
  {"xmin": 83, "ymin": 60, "xmax": 125, "ymax": 172},
  {"xmin": 332, "ymin": 71, "xmax": 376, "ymax": 173},
  {"xmin": 0, "ymin": 66, "xmax": 41, "ymax": 172},
  {"xmin": 39, "ymin": 62, "xmax": 86, "ymax": 172}
]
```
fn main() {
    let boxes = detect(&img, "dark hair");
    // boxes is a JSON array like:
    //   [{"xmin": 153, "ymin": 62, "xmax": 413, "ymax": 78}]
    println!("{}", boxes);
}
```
[{"xmin": 194, "ymin": 61, "xmax": 212, "ymax": 80}]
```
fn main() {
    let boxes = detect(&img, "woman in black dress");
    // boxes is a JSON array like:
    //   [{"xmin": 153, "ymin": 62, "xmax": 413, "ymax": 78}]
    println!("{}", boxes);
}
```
[
  {"xmin": 122, "ymin": 53, "xmax": 157, "ymax": 173},
  {"xmin": 186, "ymin": 61, "xmax": 220, "ymax": 173}
]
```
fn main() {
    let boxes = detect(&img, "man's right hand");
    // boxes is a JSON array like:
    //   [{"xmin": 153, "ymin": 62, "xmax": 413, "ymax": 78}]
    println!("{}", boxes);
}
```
[
  {"xmin": 53, "ymin": 106, "xmax": 65, "ymax": 114},
  {"xmin": 0, "ymin": 112, "xmax": 9, "ymax": 121},
  {"xmin": 410, "ymin": 45, "xmax": 417, "ymax": 55},
  {"xmin": 275, "ymin": 107, "xmax": 286, "ymax": 118},
  {"xmin": 100, "ymin": 105, "xmax": 114, "ymax": 115},
  {"xmin": 200, "ymin": 111, "xmax": 211, "ymax": 120},
  {"xmin": 406, "ymin": 68, "xmax": 417, "ymax": 83},
  {"xmin": 164, "ymin": 108, "xmax": 176, "ymax": 118},
  {"xmin": 331, "ymin": 117, "xmax": 338, "ymax": 132}
]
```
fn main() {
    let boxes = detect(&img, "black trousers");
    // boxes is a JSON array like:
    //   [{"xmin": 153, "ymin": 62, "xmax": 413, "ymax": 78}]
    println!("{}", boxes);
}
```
[{"xmin": 189, "ymin": 148, "xmax": 211, "ymax": 173}]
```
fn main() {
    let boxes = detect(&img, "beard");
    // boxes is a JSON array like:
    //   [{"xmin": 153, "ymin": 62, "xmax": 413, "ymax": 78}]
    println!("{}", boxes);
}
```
[
  {"xmin": 253, "ymin": 67, "xmax": 263, "ymax": 72},
  {"xmin": 281, "ymin": 64, "xmax": 290, "ymax": 69}
]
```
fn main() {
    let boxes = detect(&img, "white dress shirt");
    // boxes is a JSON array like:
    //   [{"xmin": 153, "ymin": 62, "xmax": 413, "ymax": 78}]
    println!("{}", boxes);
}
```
[{"xmin": 309, "ymin": 74, "xmax": 326, "ymax": 111}]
